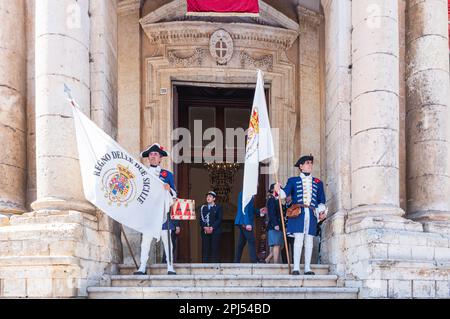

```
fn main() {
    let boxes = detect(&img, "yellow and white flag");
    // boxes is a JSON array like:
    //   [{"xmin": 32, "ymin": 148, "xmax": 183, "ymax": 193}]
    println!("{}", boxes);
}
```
[
  {"xmin": 69, "ymin": 94, "xmax": 173, "ymax": 239},
  {"xmin": 242, "ymin": 70, "xmax": 275, "ymax": 209}
]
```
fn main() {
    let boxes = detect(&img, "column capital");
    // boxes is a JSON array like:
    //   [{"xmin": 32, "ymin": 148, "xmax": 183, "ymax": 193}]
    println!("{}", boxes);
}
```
[
  {"xmin": 297, "ymin": 5, "xmax": 323, "ymax": 27},
  {"xmin": 117, "ymin": 0, "xmax": 142, "ymax": 16}
]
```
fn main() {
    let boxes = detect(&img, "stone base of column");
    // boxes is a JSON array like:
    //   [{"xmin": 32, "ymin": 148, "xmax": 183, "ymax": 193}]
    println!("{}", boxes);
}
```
[
  {"xmin": 31, "ymin": 198, "xmax": 97, "ymax": 216},
  {"xmin": 321, "ymin": 206, "xmax": 450, "ymax": 298},
  {"xmin": 422, "ymin": 221, "xmax": 450, "ymax": 236},
  {"xmin": 0, "ymin": 201, "xmax": 26, "ymax": 216},
  {"xmin": 346, "ymin": 205, "xmax": 422, "ymax": 233},
  {"xmin": 343, "ymin": 226, "xmax": 450, "ymax": 298},
  {"xmin": 0, "ymin": 214, "xmax": 9, "ymax": 226},
  {"xmin": 0, "ymin": 210, "xmax": 122, "ymax": 298},
  {"xmin": 407, "ymin": 210, "xmax": 450, "ymax": 224}
]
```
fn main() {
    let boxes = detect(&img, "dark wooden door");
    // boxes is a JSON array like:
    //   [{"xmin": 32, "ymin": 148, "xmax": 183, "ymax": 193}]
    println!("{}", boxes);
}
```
[{"xmin": 173, "ymin": 85, "xmax": 269, "ymax": 263}]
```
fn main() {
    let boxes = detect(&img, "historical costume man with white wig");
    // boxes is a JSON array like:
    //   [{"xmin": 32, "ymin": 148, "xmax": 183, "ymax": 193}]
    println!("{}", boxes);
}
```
[
  {"xmin": 134, "ymin": 143, "xmax": 179, "ymax": 275},
  {"xmin": 274, "ymin": 155, "xmax": 327, "ymax": 275}
]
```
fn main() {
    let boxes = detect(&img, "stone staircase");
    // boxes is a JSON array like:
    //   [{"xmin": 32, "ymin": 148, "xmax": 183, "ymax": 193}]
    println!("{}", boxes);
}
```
[{"xmin": 87, "ymin": 264, "xmax": 359, "ymax": 299}]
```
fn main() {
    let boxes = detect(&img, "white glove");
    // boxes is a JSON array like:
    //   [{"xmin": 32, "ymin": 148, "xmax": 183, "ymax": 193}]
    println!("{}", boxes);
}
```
[{"xmin": 316, "ymin": 204, "xmax": 328, "ymax": 220}]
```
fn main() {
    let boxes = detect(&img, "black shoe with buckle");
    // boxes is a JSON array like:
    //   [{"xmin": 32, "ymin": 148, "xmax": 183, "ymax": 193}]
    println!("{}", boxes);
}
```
[
  {"xmin": 133, "ymin": 271, "xmax": 146, "ymax": 275},
  {"xmin": 304, "ymin": 271, "xmax": 315, "ymax": 276},
  {"xmin": 292, "ymin": 270, "xmax": 300, "ymax": 275},
  {"xmin": 167, "ymin": 271, "xmax": 177, "ymax": 275}
]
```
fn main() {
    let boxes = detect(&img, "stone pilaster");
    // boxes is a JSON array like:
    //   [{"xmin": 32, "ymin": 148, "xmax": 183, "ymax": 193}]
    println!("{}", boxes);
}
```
[
  {"xmin": 348, "ymin": 0, "xmax": 405, "ymax": 226},
  {"xmin": 298, "ymin": 5, "xmax": 323, "ymax": 177},
  {"xmin": 405, "ymin": 0, "xmax": 450, "ymax": 229},
  {"xmin": 118, "ymin": 0, "xmax": 143, "ymax": 266},
  {"xmin": 0, "ymin": 0, "xmax": 27, "ymax": 215}
]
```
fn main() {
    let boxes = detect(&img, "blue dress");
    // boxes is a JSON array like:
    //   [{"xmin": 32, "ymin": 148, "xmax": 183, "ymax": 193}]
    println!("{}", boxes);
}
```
[{"xmin": 266, "ymin": 196, "xmax": 284, "ymax": 247}]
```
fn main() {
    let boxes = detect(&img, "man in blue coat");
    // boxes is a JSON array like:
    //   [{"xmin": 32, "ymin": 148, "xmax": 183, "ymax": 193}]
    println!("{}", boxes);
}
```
[
  {"xmin": 274, "ymin": 155, "xmax": 327, "ymax": 275},
  {"xmin": 200, "ymin": 191, "xmax": 223, "ymax": 263},
  {"xmin": 234, "ymin": 192, "xmax": 260, "ymax": 263},
  {"xmin": 134, "ymin": 143, "xmax": 179, "ymax": 275}
]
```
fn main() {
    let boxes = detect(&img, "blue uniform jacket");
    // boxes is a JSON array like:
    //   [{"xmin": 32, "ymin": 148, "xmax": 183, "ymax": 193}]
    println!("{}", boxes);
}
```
[
  {"xmin": 234, "ymin": 192, "xmax": 258, "ymax": 227},
  {"xmin": 159, "ymin": 169, "xmax": 179, "ymax": 231},
  {"xmin": 282, "ymin": 176, "xmax": 326, "ymax": 236}
]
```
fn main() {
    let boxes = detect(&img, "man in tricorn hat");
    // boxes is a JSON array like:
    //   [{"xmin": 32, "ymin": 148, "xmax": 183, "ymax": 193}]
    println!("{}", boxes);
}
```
[
  {"xmin": 274, "ymin": 155, "xmax": 327, "ymax": 275},
  {"xmin": 134, "ymin": 143, "xmax": 179, "ymax": 275}
]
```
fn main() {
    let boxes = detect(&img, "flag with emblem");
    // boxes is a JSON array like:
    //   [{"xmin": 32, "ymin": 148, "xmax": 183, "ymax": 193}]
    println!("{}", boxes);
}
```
[
  {"xmin": 67, "ymin": 86, "xmax": 174, "ymax": 239},
  {"xmin": 242, "ymin": 70, "xmax": 275, "ymax": 210},
  {"xmin": 186, "ymin": 0, "xmax": 259, "ymax": 17}
]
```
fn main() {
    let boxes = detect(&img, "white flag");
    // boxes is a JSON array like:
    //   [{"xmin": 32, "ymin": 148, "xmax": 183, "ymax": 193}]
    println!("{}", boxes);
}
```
[
  {"xmin": 242, "ymin": 70, "xmax": 275, "ymax": 209},
  {"xmin": 71, "ymin": 102, "xmax": 173, "ymax": 239}
]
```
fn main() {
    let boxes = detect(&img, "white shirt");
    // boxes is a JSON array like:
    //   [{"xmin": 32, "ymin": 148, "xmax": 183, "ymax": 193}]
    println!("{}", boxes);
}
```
[{"xmin": 148, "ymin": 165, "xmax": 161, "ymax": 178}]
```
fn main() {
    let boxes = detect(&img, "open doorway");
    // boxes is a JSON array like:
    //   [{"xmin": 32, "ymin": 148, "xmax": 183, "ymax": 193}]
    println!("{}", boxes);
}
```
[{"xmin": 173, "ymin": 84, "xmax": 268, "ymax": 263}]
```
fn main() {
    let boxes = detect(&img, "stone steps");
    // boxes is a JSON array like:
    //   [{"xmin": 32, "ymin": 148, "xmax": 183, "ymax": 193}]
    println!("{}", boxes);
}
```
[
  {"xmin": 109, "ymin": 274, "xmax": 339, "ymax": 288},
  {"xmin": 88, "ymin": 263, "xmax": 358, "ymax": 299},
  {"xmin": 118, "ymin": 263, "xmax": 331, "ymax": 276},
  {"xmin": 87, "ymin": 286, "xmax": 359, "ymax": 299}
]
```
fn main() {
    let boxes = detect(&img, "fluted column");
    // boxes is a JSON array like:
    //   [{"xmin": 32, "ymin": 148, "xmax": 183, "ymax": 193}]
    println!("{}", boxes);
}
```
[
  {"xmin": 405, "ymin": 0, "xmax": 450, "ymax": 224},
  {"xmin": 349, "ymin": 0, "xmax": 404, "ymax": 223},
  {"xmin": 31, "ymin": 0, "xmax": 94, "ymax": 213},
  {"xmin": 0, "ymin": 0, "xmax": 27, "ymax": 215}
]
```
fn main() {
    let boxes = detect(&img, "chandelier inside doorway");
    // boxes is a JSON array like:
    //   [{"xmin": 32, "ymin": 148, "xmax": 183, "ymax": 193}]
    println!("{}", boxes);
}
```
[{"xmin": 204, "ymin": 162, "xmax": 240, "ymax": 203}]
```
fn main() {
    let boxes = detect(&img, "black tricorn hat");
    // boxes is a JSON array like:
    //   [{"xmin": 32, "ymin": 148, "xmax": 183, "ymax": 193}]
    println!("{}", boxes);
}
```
[
  {"xmin": 295, "ymin": 154, "xmax": 314, "ymax": 167},
  {"xmin": 141, "ymin": 143, "xmax": 168, "ymax": 158}
]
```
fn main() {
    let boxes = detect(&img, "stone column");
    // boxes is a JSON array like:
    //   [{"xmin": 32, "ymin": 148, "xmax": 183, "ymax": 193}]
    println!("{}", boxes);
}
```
[
  {"xmin": 298, "ymin": 5, "xmax": 323, "ymax": 177},
  {"xmin": 319, "ymin": 0, "xmax": 352, "ymax": 276},
  {"xmin": 0, "ymin": 0, "xmax": 27, "ymax": 215},
  {"xmin": 405, "ymin": 0, "xmax": 450, "ymax": 226},
  {"xmin": 31, "ymin": 0, "xmax": 94, "ymax": 213},
  {"xmin": 349, "ymin": 0, "xmax": 404, "ymax": 224}
]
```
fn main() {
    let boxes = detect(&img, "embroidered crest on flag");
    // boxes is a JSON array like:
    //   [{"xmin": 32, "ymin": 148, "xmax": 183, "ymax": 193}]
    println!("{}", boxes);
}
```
[{"xmin": 102, "ymin": 164, "xmax": 137, "ymax": 207}]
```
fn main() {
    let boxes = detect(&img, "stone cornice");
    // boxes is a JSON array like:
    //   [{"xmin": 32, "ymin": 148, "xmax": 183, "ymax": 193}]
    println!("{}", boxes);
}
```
[
  {"xmin": 297, "ymin": 5, "xmax": 323, "ymax": 26},
  {"xmin": 117, "ymin": 0, "xmax": 142, "ymax": 16},
  {"xmin": 140, "ymin": 21, "xmax": 299, "ymax": 51}
]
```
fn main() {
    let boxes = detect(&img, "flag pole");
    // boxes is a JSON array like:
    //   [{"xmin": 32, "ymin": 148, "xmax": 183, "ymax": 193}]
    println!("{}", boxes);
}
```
[
  {"xmin": 273, "ymin": 173, "xmax": 291, "ymax": 274},
  {"xmin": 120, "ymin": 224, "xmax": 139, "ymax": 270}
]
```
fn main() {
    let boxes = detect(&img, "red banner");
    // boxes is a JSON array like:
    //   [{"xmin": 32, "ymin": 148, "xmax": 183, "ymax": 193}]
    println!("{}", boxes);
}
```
[{"xmin": 187, "ymin": 0, "xmax": 259, "ymax": 16}]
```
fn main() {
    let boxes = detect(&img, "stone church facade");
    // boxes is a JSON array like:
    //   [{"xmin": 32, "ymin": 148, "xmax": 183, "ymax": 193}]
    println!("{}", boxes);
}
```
[{"xmin": 0, "ymin": 0, "xmax": 450, "ymax": 298}]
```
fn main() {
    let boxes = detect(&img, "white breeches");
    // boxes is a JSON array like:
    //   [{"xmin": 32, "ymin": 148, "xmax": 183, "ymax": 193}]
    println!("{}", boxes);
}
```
[
  {"xmin": 138, "ymin": 230, "xmax": 174, "ymax": 273},
  {"xmin": 293, "ymin": 233, "xmax": 314, "ymax": 272},
  {"xmin": 293, "ymin": 207, "xmax": 313, "ymax": 272}
]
